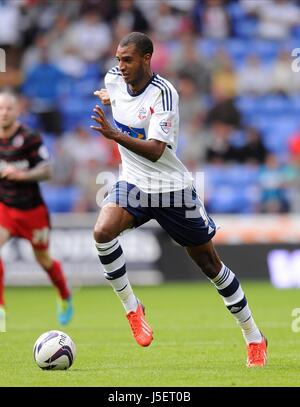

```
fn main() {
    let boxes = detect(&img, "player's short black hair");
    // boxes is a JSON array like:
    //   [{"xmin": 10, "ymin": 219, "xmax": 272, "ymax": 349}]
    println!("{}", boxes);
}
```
[{"xmin": 119, "ymin": 32, "xmax": 153, "ymax": 56}]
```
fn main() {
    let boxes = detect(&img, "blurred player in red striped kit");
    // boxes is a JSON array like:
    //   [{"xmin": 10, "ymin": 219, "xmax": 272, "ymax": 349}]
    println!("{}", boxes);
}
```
[{"xmin": 0, "ymin": 92, "xmax": 73, "ymax": 332}]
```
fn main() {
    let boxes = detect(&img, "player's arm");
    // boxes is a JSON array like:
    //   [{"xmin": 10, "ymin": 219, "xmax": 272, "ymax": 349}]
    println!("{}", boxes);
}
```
[
  {"xmin": 91, "ymin": 105, "xmax": 166, "ymax": 162},
  {"xmin": 1, "ymin": 133, "xmax": 52, "ymax": 182},
  {"xmin": 1, "ymin": 162, "xmax": 52, "ymax": 182}
]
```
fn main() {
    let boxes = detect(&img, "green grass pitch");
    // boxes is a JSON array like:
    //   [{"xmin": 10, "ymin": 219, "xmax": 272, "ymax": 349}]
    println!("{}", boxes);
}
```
[{"xmin": 0, "ymin": 282, "xmax": 299, "ymax": 387}]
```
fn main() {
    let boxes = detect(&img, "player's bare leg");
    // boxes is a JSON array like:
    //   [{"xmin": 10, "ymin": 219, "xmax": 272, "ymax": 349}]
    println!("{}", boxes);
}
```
[
  {"xmin": 33, "ymin": 248, "xmax": 73, "ymax": 325},
  {"xmin": 186, "ymin": 240, "xmax": 267, "ymax": 367},
  {"xmin": 0, "ymin": 226, "xmax": 10, "ymax": 332},
  {"xmin": 94, "ymin": 203, "xmax": 135, "ymax": 243},
  {"xmin": 94, "ymin": 203, "xmax": 153, "ymax": 347}
]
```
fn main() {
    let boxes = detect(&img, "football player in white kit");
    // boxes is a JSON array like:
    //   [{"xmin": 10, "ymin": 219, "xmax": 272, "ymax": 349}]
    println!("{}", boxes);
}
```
[{"xmin": 91, "ymin": 32, "xmax": 267, "ymax": 367}]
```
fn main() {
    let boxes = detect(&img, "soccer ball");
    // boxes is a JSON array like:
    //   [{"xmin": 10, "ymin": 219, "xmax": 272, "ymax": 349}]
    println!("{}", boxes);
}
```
[{"xmin": 33, "ymin": 330, "xmax": 76, "ymax": 370}]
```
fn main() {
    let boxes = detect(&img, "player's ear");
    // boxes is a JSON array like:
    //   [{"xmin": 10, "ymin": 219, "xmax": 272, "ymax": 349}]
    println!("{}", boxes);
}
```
[{"xmin": 143, "ymin": 53, "xmax": 151, "ymax": 64}]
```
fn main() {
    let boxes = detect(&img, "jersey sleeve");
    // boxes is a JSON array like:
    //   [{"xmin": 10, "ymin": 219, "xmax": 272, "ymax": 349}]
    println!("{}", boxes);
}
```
[
  {"xmin": 147, "ymin": 89, "xmax": 179, "ymax": 148},
  {"xmin": 104, "ymin": 66, "xmax": 122, "ymax": 99},
  {"xmin": 26, "ymin": 133, "xmax": 50, "ymax": 168}
]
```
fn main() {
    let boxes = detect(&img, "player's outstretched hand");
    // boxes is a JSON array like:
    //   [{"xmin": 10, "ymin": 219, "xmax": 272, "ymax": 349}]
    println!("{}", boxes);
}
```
[
  {"xmin": 94, "ymin": 89, "xmax": 111, "ymax": 105},
  {"xmin": 90, "ymin": 105, "xmax": 117, "ymax": 140}
]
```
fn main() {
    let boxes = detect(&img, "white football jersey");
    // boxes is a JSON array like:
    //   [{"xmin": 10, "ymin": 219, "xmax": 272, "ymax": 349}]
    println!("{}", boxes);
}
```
[{"xmin": 104, "ymin": 66, "xmax": 193, "ymax": 193}]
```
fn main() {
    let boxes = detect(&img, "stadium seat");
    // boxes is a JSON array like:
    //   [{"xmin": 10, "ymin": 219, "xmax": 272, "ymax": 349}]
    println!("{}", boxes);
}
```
[
  {"xmin": 258, "ymin": 95, "xmax": 292, "ymax": 114},
  {"xmin": 249, "ymin": 41, "xmax": 279, "ymax": 63},
  {"xmin": 197, "ymin": 39, "xmax": 218, "ymax": 58},
  {"xmin": 260, "ymin": 117, "xmax": 300, "ymax": 160},
  {"xmin": 236, "ymin": 96, "xmax": 258, "ymax": 115},
  {"xmin": 226, "ymin": 1, "xmax": 258, "ymax": 39},
  {"xmin": 204, "ymin": 165, "xmax": 259, "ymax": 213},
  {"xmin": 291, "ymin": 25, "xmax": 300, "ymax": 39},
  {"xmin": 234, "ymin": 19, "xmax": 258, "ymax": 39},
  {"xmin": 41, "ymin": 184, "xmax": 80, "ymax": 213},
  {"xmin": 41, "ymin": 133, "xmax": 58, "ymax": 156}
]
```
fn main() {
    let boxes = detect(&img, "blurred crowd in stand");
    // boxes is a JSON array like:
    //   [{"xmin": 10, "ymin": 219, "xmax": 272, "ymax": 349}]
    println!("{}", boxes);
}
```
[{"xmin": 1, "ymin": 0, "xmax": 300, "ymax": 214}]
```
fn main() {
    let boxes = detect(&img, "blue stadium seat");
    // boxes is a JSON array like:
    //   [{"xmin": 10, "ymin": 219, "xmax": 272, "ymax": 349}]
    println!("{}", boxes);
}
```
[
  {"xmin": 226, "ymin": 1, "xmax": 258, "ymax": 39},
  {"xmin": 41, "ymin": 133, "xmax": 58, "ymax": 156},
  {"xmin": 198, "ymin": 39, "xmax": 219, "ymax": 58},
  {"xmin": 206, "ymin": 184, "xmax": 256, "ymax": 213},
  {"xmin": 291, "ymin": 95, "xmax": 300, "ymax": 112},
  {"xmin": 238, "ymin": 95, "xmax": 294, "ymax": 116},
  {"xmin": 234, "ymin": 20, "xmax": 258, "ymax": 39},
  {"xmin": 226, "ymin": 165, "xmax": 259, "ymax": 186},
  {"xmin": 259, "ymin": 117, "xmax": 300, "ymax": 160},
  {"xmin": 204, "ymin": 165, "xmax": 259, "ymax": 213},
  {"xmin": 248, "ymin": 41, "xmax": 279, "ymax": 63},
  {"xmin": 291, "ymin": 25, "xmax": 300, "ymax": 39},
  {"xmin": 226, "ymin": 39, "xmax": 248, "ymax": 57},
  {"xmin": 236, "ymin": 96, "xmax": 258, "ymax": 115},
  {"xmin": 41, "ymin": 184, "xmax": 80, "ymax": 213},
  {"xmin": 75, "ymin": 77, "xmax": 100, "ymax": 98},
  {"xmin": 84, "ymin": 62, "xmax": 102, "ymax": 79},
  {"xmin": 258, "ymin": 95, "xmax": 292, "ymax": 114}
]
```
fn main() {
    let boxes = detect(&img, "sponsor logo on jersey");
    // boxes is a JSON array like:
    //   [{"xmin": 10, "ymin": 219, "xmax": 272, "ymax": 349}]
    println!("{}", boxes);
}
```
[
  {"xmin": 159, "ymin": 119, "xmax": 172, "ymax": 134},
  {"xmin": 0, "ymin": 159, "xmax": 29, "ymax": 170},
  {"xmin": 12, "ymin": 135, "xmax": 24, "ymax": 147},
  {"xmin": 114, "ymin": 118, "xmax": 146, "ymax": 140}
]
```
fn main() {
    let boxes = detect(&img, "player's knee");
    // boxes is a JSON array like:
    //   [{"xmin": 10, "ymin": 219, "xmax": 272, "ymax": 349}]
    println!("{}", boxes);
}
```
[
  {"xmin": 93, "ymin": 225, "xmax": 117, "ymax": 244},
  {"xmin": 34, "ymin": 251, "xmax": 52, "ymax": 270}
]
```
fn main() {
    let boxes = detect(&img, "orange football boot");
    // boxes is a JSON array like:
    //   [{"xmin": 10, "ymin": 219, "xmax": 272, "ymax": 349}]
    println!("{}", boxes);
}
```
[
  {"xmin": 126, "ymin": 302, "xmax": 153, "ymax": 347},
  {"xmin": 247, "ymin": 335, "xmax": 268, "ymax": 367}
]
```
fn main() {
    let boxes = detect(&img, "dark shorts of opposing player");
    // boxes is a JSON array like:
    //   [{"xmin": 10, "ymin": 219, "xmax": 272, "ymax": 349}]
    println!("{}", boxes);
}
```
[
  {"xmin": 0, "ymin": 202, "xmax": 51, "ymax": 250},
  {"xmin": 103, "ymin": 181, "xmax": 216, "ymax": 247}
]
